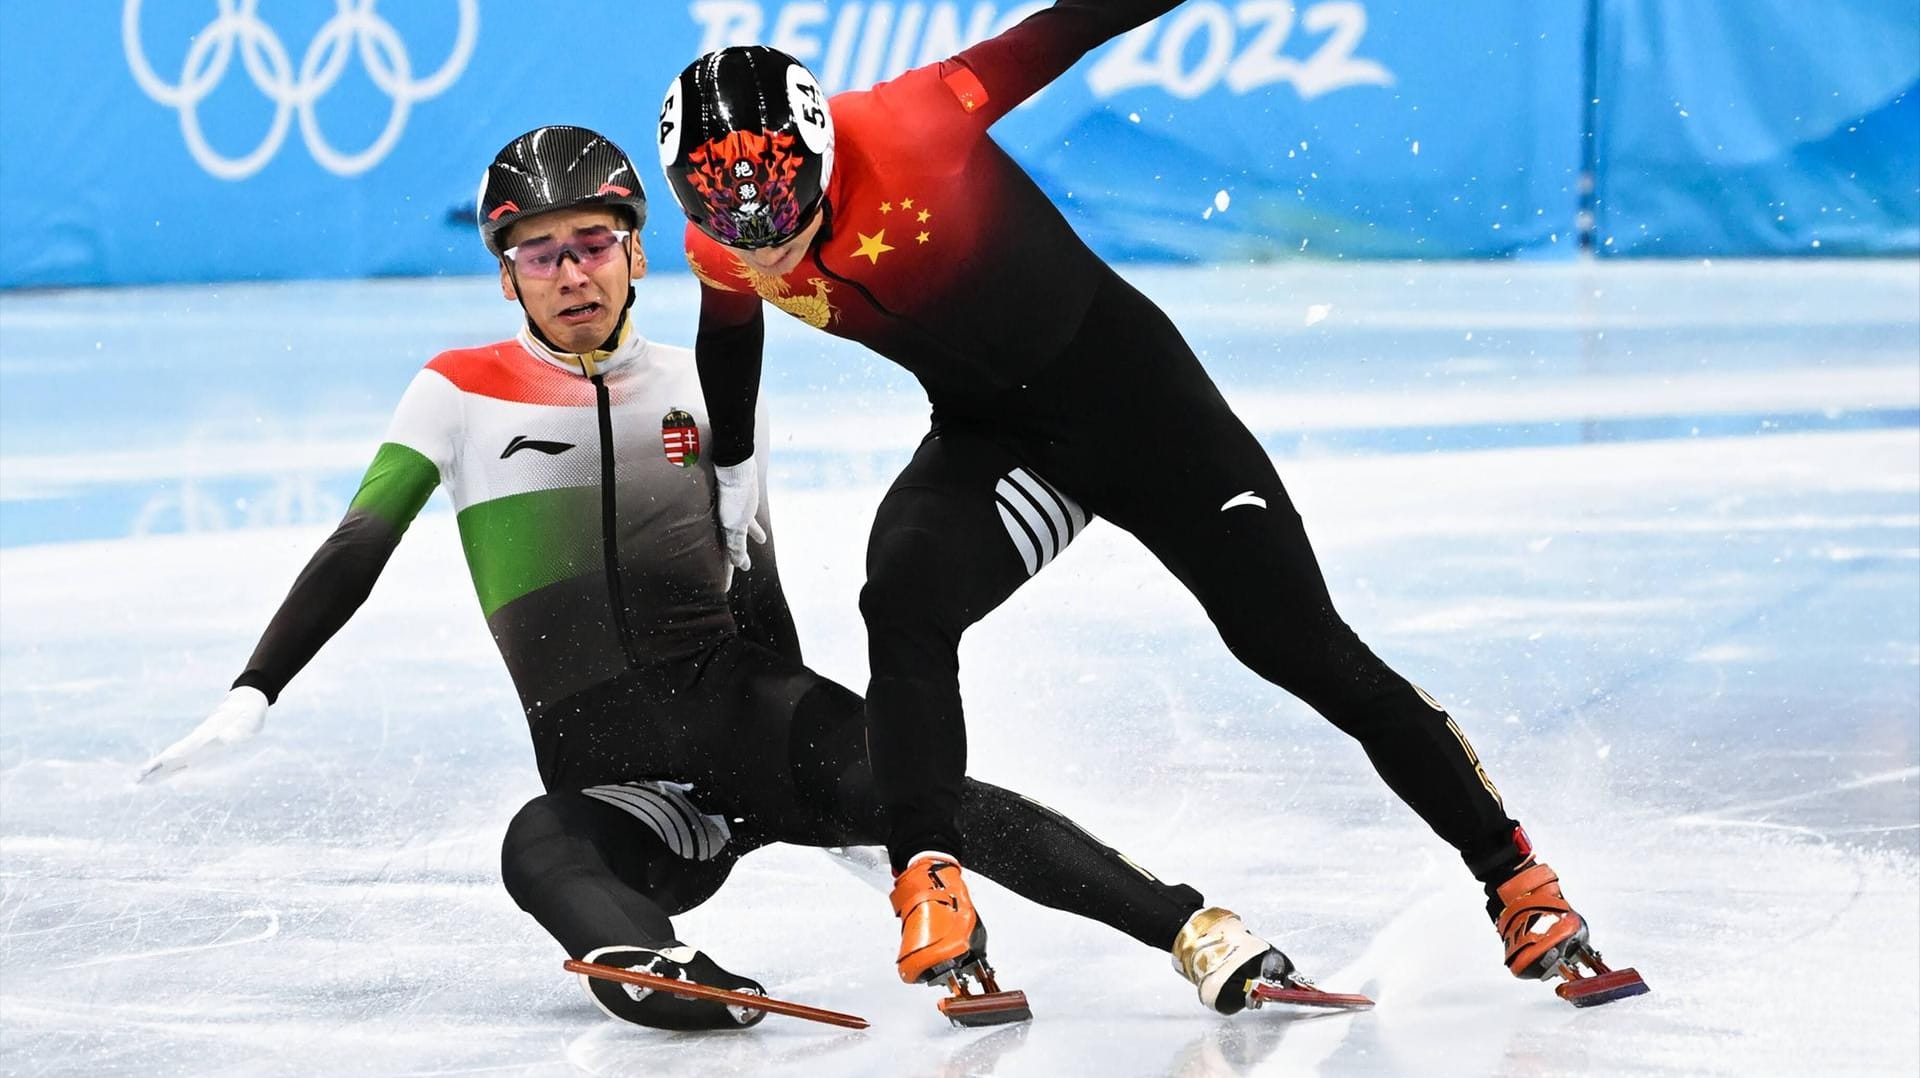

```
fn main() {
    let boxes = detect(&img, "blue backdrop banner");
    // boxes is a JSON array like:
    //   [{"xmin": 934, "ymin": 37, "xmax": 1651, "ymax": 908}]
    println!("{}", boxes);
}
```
[
  {"xmin": 3, "ymin": 2, "xmax": 1588, "ymax": 287},
  {"xmin": 1592, "ymin": 0, "xmax": 1920, "ymax": 257}
]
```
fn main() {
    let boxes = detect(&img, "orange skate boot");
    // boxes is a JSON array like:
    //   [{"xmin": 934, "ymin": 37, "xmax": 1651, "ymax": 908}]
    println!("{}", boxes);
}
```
[
  {"xmin": 1493, "ymin": 859, "xmax": 1649, "ymax": 1007},
  {"xmin": 890, "ymin": 855, "xmax": 1031, "ymax": 1026}
]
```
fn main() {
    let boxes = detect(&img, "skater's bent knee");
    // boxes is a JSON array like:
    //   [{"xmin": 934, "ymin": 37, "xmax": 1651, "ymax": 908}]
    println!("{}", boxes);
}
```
[
  {"xmin": 500, "ymin": 794, "xmax": 573, "ymax": 906},
  {"xmin": 860, "ymin": 534, "xmax": 939, "ymax": 618},
  {"xmin": 858, "ymin": 573, "xmax": 908, "ymax": 627},
  {"xmin": 859, "ymin": 576, "xmax": 958, "ymax": 657}
]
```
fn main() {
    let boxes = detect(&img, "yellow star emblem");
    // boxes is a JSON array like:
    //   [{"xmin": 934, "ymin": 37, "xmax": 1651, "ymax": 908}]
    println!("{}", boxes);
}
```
[
  {"xmin": 853, "ymin": 230, "xmax": 895, "ymax": 264},
  {"xmin": 878, "ymin": 201, "xmax": 893, "ymax": 214},
  {"xmin": 916, "ymin": 231, "xmax": 930, "ymax": 244},
  {"xmin": 901, "ymin": 197, "xmax": 915, "ymax": 209},
  {"xmin": 917, "ymin": 209, "xmax": 931, "ymax": 223}
]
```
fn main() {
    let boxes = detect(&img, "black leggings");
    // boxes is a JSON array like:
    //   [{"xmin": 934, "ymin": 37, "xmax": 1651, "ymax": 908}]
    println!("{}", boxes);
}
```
[
  {"xmin": 502, "ymin": 635, "xmax": 1202, "ymax": 964},
  {"xmin": 860, "ymin": 269, "xmax": 1518, "ymax": 872}
]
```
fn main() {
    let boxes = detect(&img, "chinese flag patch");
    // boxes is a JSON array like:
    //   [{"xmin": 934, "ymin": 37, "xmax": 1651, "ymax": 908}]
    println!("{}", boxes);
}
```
[
  {"xmin": 942, "ymin": 63, "xmax": 989, "ymax": 113},
  {"xmin": 662, "ymin": 409, "xmax": 700, "ymax": 467}
]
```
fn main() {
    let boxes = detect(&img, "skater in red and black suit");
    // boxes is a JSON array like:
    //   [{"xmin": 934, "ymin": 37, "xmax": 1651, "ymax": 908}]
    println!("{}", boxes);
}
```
[{"xmin": 664, "ymin": 0, "xmax": 1638, "ymax": 1009}]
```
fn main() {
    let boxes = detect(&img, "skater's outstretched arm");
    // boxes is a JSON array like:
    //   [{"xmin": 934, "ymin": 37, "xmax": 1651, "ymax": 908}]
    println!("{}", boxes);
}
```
[
  {"xmin": 933, "ymin": 0, "xmax": 1187, "ymax": 128},
  {"xmin": 138, "ymin": 371, "xmax": 452, "ymax": 780}
]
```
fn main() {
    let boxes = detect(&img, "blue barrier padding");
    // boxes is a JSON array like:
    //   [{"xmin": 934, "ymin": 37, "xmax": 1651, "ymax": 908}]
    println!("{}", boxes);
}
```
[
  {"xmin": 1592, "ymin": 0, "xmax": 1920, "ymax": 257},
  {"xmin": 0, "ymin": 2, "xmax": 1658, "ymax": 287},
  {"xmin": 17, "ymin": 3, "xmax": 1919, "ymax": 282}
]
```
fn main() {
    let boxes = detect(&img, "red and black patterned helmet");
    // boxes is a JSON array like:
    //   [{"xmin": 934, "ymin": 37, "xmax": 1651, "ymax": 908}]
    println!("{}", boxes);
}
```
[
  {"xmin": 477, "ymin": 126, "xmax": 647, "ymax": 256},
  {"xmin": 659, "ymin": 47, "xmax": 835, "ymax": 250}
]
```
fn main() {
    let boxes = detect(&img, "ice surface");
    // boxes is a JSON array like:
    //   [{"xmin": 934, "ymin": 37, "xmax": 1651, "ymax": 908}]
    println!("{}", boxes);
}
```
[{"xmin": 2, "ymin": 260, "xmax": 1916, "ymax": 1076}]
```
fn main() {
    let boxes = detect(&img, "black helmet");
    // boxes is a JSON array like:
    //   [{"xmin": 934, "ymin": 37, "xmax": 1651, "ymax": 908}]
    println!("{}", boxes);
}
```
[
  {"xmin": 477, "ymin": 126, "xmax": 647, "ymax": 256},
  {"xmin": 659, "ymin": 46, "xmax": 834, "ymax": 249}
]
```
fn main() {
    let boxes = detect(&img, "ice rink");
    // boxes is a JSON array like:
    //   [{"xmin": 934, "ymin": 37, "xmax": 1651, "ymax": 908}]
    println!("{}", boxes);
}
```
[{"xmin": 2, "ymin": 258, "xmax": 1916, "ymax": 1076}]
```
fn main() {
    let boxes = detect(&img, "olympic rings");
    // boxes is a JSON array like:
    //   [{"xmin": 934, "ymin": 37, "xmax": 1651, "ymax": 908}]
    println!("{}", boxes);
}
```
[{"xmin": 122, "ymin": 0, "xmax": 478, "ymax": 180}]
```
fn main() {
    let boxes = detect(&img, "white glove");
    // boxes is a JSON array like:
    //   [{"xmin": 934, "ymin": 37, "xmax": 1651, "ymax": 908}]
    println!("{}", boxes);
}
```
[
  {"xmin": 137, "ymin": 686, "xmax": 269, "ymax": 782},
  {"xmin": 714, "ymin": 457, "xmax": 768, "ymax": 573}
]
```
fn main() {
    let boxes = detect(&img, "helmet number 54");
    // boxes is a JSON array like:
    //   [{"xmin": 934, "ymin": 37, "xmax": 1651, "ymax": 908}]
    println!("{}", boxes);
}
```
[
  {"xmin": 657, "ymin": 83, "xmax": 683, "ymax": 167},
  {"xmin": 786, "ymin": 68, "xmax": 831, "ymax": 153}
]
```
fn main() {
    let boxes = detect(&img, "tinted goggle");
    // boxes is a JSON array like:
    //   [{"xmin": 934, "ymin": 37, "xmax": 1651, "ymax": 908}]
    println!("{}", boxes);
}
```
[{"xmin": 503, "ymin": 228, "xmax": 631, "ymax": 279}]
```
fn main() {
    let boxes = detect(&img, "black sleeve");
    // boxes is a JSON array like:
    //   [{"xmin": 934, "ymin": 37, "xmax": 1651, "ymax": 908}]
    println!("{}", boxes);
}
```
[
  {"xmin": 231, "ymin": 513, "xmax": 403, "ymax": 704},
  {"xmin": 696, "ymin": 293, "xmax": 766, "ymax": 468},
  {"xmin": 727, "ymin": 551, "xmax": 802, "ymax": 665}
]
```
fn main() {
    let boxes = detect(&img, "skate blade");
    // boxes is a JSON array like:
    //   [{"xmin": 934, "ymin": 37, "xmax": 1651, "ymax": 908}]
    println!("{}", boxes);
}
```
[
  {"xmin": 1552, "ymin": 945, "xmax": 1649, "ymax": 1008},
  {"xmin": 1556, "ymin": 967, "xmax": 1649, "ymax": 1008},
  {"xmin": 1248, "ymin": 982, "xmax": 1376, "ymax": 1011},
  {"xmin": 564, "ymin": 959, "xmax": 870, "ymax": 1030},
  {"xmin": 935, "ymin": 960, "xmax": 1032, "ymax": 1028},
  {"xmin": 938, "ymin": 989, "xmax": 1032, "ymax": 1027}
]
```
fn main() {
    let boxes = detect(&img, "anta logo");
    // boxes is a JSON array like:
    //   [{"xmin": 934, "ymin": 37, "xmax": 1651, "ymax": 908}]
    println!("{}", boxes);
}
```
[{"xmin": 500, "ymin": 435, "xmax": 576, "ymax": 459}]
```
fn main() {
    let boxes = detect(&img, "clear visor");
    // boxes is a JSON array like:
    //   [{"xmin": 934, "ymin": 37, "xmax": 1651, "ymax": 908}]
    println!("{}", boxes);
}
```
[{"xmin": 503, "ymin": 228, "xmax": 631, "ymax": 278}]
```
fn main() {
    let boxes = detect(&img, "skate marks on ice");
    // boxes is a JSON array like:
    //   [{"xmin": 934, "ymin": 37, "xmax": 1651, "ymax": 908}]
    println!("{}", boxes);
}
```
[
  {"xmin": 1247, "ymin": 820, "xmax": 1918, "ymax": 1078},
  {"xmin": 561, "ymin": 1003, "xmax": 1034, "ymax": 1078},
  {"xmin": 44, "ymin": 906, "xmax": 283, "ymax": 971},
  {"xmin": 578, "ymin": 1017, "xmax": 1032, "ymax": 1078},
  {"xmin": 0, "ymin": 728, "xmax": 562, "ymax": 1076},
  {"xmin": 1673, "ymin": 765, "xmax": 1920, "ymax": 842},
  {"xmin": 1253, "ymin": 886, "xmax": 1558, "ymax": 1078},
  {"xmin": 563, "ymin": 1018, "xmax": 873, "ymax": 1076}
]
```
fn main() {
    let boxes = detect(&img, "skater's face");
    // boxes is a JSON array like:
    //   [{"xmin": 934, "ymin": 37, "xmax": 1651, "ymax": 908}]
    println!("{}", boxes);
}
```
[
  {"xmin": 734, "ymin": 206, "xmax": 826, "ymax": 278},
  {"xmin": 499, "ymin": 206, "xmax": 646, "ymax": 353}
]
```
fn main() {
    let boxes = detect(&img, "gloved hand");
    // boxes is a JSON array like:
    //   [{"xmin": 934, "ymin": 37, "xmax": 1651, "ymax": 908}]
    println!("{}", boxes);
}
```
[
  {"xmin": 714, "ymin": 457, "xmax": 768, "ymax": 573},
  {"xmin": 137, "ymin": 686, "xmax": 269, "ymax": 782}
]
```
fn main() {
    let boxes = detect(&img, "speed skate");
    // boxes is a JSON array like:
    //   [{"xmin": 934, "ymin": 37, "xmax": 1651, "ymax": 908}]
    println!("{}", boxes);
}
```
[
  {"xmin": 1247, "ymin": 973, "xmax": 1376, "ymax": 1012},
  {"xmin": 1548, "ymin": 945, "xmax": 1650, "ymax": 1008},
  {"xmin": 564, "ymin": 958, "xmax": 870, "ymax": 1030},
  {"xmin": 932, "ymin": 956, "xmax": 1033, "ymax": 1028},
  {"xmin": 1493, "ymin": 861, "xmax": 1650, "ymax": 1008}
]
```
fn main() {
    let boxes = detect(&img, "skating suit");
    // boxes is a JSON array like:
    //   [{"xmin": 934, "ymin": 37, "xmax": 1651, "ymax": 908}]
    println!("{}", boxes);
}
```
[
  {"xmin": 234, "ymin": 323, "xmax": 781, "ymax": 718},
  {"xmin": 689, "ymin": 0, "xmax": 1520, "ymax": 872},
  {"xmin": 232, "ymin": 319, "xmax": 1203, "ymax": 955}
]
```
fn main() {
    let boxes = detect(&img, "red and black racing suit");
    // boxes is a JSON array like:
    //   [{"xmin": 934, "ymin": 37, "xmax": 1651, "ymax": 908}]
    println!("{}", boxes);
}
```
[{"xmin": 690, "ymin": 0, "xmax": 1524, "ymax": 885}]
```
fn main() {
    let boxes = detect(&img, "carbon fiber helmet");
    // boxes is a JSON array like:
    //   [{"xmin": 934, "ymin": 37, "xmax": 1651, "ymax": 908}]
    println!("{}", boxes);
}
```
[
  {"xmin": 477, "ymin": 126, "xmax": 647, "ymax": 256},
  {"xmin": 659, "ymin": 46, "xmax": 835, "ymax": 249}
]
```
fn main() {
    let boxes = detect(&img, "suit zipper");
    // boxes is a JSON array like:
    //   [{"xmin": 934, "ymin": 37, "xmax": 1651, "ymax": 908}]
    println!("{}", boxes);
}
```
[{"xmin": 592, "ymin": 373, "xmax": 643, "ymax": 667}]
